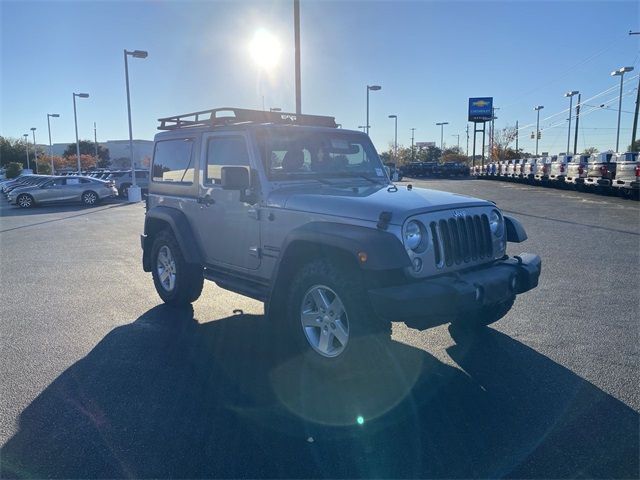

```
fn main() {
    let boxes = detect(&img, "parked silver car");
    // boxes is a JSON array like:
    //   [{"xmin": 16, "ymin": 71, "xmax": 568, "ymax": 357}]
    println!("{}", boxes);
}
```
[{"xmin": 8, "ymin": 176, "xmax": 118, "ymax": 208}]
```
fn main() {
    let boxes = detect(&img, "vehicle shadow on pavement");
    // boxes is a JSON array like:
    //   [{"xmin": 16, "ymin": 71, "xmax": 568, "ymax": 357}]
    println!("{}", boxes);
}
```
[
  {"xmin": 0, "ymin": 199, "xmax": 126, "ymax": 218},
  {"xmin": 1, "ymin": 306, "xmax": 638, "ymax": 479}
]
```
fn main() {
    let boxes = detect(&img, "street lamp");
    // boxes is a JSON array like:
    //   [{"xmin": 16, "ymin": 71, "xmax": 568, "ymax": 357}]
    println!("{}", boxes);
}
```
[
  {"xmin": 611, "ymin": 66, "xmax": 634, "ymax": 151},
  {"xmin": 73, "ymin": 92, "xmax": 90, "ymax": 173},
  {"xmin": 23, "ymin": 134, "xmax": 30, "ymax": 170},
  {"xmin": 365, "ymin": 85, "xmax": 381, "ymax": 135},
  {"xmin": 534, "ymin": 105, "xmax": 544, "ymax": 155},
  {"xmin": 47, "ymin": 114, "xmax": 60, "ymax": 174},
  {"xmin": 124, "ymin": 48, "xmax": 148, "ymax": 201},
  {"xmin": 388, "ymin": 115, "xmax": 398, "ymax": 161},
  {"xmin": 269, "ymin": 107, "xmax": 282, "ymax": 112},
  {"xmin": 436, "ymin": 122, "xmax": 449, "ymax": 150},
  {"xmin": 564, "ymin": 91, "xmax": 579, "ymax": 154},
  {"xmin": 30, "ymin": 127, "xmax": 38, "ymax": 174},
  {"xmin": 410, "ymin": 127, "xmax": 416, "ymax": 160}
]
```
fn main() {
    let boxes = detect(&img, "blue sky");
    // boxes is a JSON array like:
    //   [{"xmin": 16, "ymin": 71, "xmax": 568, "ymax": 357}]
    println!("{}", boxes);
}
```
[{"xmin": 1, "ymin": 0, "xmax": 638, "ymax": 155}]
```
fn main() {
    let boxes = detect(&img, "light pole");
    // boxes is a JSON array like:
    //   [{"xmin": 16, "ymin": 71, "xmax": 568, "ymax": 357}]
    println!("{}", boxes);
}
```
[
  {"xmin": 410, "ymin": 127, "xmax": 416, "ymax": 161},
  {"xmin": 388, "ymin": 115, "xmax": 398, "ymax": 161},
  {"xmin": 611, "ymin": 66, "xmax": 634, "ymax": 152},
  {"xmin": 124, "ymin": 48, "xmax": 148, "ymax": 201},
  {"xmin": 23, "ymin": 134, "xmax": 30, "ymax": 170},
  {"xmin": 436, "ymin": 122, "xmax": 449, "ymax": 150},
  {"xmin": 73, "ymin": 92, "xmax": 89, "ymax": 173},
  {"xmin": 30, "ymin": 128, "xmax": 38, "ymax": 174},
  {"xmin": 452, "ymin": 134, "xmax": 460, "ymax": 150},
  {"xmin": 564, "ymin": 91, "xmax": 579, "ymax": 154},
  {"xmin": 534, "ymin": 105, "xmax": 544, "ymax": 155},
  {"xmin": 365, "ymin": 85, "xmax": 381, "ymax": 135},
  {"xmin": 47, "ymin": 113, "xmax": 60, "ymax": 174}
]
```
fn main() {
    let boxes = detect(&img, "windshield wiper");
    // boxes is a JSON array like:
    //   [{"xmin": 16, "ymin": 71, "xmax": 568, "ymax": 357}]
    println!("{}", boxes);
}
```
[{"xmin": 329, "ymin": 172, "xmax": 386, "ymax": 185}]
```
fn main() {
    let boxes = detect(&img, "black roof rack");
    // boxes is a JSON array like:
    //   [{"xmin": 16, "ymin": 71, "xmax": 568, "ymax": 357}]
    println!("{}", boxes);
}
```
[{"xmin": 158, "ymin": 107, "xmax": 337, "ymax": 131}]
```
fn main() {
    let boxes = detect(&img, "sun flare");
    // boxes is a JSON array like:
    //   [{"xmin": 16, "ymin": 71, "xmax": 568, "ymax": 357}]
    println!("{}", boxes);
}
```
[{"xmin": 249, "ymin": 29, "xmax": 281, "ymax": 70}]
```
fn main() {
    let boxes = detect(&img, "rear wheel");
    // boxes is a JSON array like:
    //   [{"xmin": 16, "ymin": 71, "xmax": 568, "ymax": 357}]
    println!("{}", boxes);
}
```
[
  {"xmin": 81, "ymin": 190, "xmax": 99, "ymax": 206},
  {"xmin": 151, "ymin": 230, "xmax": 204, "ymax": 306},
  {"xmin": 16, "ymin": 194, "xmax": 34, "ymax": 209}
]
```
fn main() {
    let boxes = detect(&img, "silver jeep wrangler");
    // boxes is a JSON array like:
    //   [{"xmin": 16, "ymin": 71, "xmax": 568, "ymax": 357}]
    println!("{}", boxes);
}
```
[{"xmin": 141, "ymin": 108, "xmax": 541, "ymax": 364}]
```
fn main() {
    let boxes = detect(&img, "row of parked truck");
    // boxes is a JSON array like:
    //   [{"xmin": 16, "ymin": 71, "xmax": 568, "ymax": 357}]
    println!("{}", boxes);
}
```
[{"xmin": 472, "ymin": 151, "xmax": 639, "ymax": 199}]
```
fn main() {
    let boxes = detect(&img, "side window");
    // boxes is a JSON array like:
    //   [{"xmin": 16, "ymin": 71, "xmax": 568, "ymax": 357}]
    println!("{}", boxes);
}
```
[
  {"xmin": 135, "ymin": 171, "xmax": 148, "ymax": 179},
  {"xmin": 152, "ymin": 138, "xmax": 194, "ymax": 183},
  {"xmin": 206, "ymin": 136, "xmax": 250, "ymax": 184},
  {"xmin": 66, "ymin": 178, "xmax": 80, "ymax": 185},
  {"xmin": 80, "ymin": 178, "xmax": 91, "ymax": 183},
  {"xmin": 50, "ymin": 178, "xmax": 66, "ymax": 186}
]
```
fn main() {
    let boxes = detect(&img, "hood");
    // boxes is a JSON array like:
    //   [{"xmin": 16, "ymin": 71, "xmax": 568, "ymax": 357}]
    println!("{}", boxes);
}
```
[{"xmin": 266, "ymin": 183, "xmax": 491, "ymax": 224}]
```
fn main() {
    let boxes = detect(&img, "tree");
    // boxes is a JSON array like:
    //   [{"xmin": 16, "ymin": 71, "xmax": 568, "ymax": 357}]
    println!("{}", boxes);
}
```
[
  {"xmin": 491, "ymin": 125, "xmax": 518, "ymax": 160},
  {"xmin": 0, "ymin": 136, "xmax": 37, "ymax": 168},
  {"xmin": 582, "ymin": 146, "xmax": 599, "ymax": 155},
  {"xmin": 63, "ymin": 140, "xmax": 110, "ymax": 161},
  {"xmin": 5, "ymin": 162, "xmax": 23, "ymax": 178},
  {"xmin": 441, "ymin": 153, "xmax": 468, "ymax": 163}
]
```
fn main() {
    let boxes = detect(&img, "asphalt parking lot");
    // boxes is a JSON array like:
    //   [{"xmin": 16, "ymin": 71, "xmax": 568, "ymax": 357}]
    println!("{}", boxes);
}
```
[{"xmin": 1, "ymin": 179, "xmax": 638, "ymax": 478}]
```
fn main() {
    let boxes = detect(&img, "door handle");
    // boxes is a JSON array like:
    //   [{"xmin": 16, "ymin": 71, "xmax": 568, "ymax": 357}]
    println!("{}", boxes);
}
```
[{"xmin": 197, "ymin": 195, "xmax": 215, "ymax": 206}]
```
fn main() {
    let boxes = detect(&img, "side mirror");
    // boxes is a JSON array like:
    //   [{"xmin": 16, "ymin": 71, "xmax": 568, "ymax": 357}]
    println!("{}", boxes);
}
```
[{"xmin": 221, "ymin": 166, "xmax": 250, "ymax": 190}]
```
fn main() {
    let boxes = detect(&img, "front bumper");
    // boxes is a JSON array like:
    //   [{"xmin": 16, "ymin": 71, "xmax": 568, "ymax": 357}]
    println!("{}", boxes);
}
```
[{"xmin": 369, "ymin": 253, "xmax": 541, "ymax": 326}]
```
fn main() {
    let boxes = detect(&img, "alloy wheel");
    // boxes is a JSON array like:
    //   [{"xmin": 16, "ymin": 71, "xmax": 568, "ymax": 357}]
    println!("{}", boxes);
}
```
[
  {"xmin": 300, "ymin": 285, "xmax": 350, "ymax": 358},
  {"xmin": 156, "ymin": 245, "xmax": 177, "ymax": 292}
]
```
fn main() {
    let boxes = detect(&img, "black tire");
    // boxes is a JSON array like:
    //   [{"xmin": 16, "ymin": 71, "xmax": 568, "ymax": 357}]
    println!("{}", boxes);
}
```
[
  {"xmin": 81, "ymin": 190, "xmax": 99, "ymax": 206},
  {"xmin": 16, "ymin": 193, "xmax": 34, "ymax": 209},
  {"xmin": 279, "ymin": 259, "xmax": 391, "ymax": 369},
  {"xmin": 119, "ymin": 183, "xmax": 131, "ymax": 198},
  {"xmin": 150, "ymin": 229, "xmax": 204, "ymax": 306},
  {"xmin": 451, "ymin": 297, "xmax": 515, "ymax": 331}
]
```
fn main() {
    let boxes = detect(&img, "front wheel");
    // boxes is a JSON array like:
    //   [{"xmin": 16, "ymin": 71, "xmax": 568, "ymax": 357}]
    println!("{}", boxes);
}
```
[
  {"xmin": 151, "ymin": 230, "xmax": 204, "ymax": 306},
  {"xmin": 81, "ymin": 190, "xmax": 99, "ymax": 206},
  {"xmin": 282, "ymin": 259, "xmax": 391, "ymax": 368}
]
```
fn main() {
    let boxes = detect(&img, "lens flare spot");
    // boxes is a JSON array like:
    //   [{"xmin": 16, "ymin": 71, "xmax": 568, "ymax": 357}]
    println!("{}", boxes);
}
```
[{"xmin": 357, "ymin": 416, "xmax": 364, "ymax": 425}]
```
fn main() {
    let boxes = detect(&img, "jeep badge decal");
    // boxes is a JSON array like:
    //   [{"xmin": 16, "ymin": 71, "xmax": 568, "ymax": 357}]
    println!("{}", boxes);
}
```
[{"xmin": 452, "ymin": 209, "xmax": 467, "ymax": 218}]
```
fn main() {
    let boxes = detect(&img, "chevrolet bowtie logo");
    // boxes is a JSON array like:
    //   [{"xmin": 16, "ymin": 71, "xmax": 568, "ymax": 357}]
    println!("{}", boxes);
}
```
[{"xmin": 472, "ymin": 100, "xmax": 489, "ymax": 107}]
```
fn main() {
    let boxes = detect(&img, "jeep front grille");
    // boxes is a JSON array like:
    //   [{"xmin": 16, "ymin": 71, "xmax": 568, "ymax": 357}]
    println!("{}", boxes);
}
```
[{"xmin": 429, "ymin": 214, "xmax": 492, "ymax": 268}]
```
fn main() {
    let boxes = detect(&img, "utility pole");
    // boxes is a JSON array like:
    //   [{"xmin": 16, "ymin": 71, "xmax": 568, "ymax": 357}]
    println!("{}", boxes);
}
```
[
  {"xmin": 489, "ymin": 107, "xmax": 499, "ymax": 159},
  {"xmin": 629, "ymin": 31, "xmax": 639, "ymax": 149},
  {"xmin": 632, "ymin": 74, "xmax": 640, "ymax": 150},
  {"xmin": 94, "ymin": 122, "xmax": 99, "ymax": 168},
  {"xmin": 573, "ymin": 93, "xmax": 581, "ymax": 155},
  {"xmin": 294, "ymin": 0, "xmax": 301, "ymax": 114},
  {"xmin": 515, "ymin": 120, "xmax": 519, "ymax": 155},
  {"xmin": 465, "ymin": 124, "xmax": 469, "ymax": 157},
  {"xmin": 411, "ymin": 128, "xmax": 416, "ymax": 161}
]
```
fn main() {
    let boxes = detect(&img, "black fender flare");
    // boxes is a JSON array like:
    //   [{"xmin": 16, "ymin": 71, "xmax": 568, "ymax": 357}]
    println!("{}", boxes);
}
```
[
  {"xmin": 504, "ymin": 215, "xmax": 528, "ymax": 243},
  {"xmin": 279, "ymin": 221, "xmax": 410, "ymax": 271},
  {"xmin": 265, "ymin": 221, "xmax": 410, "ymax": 316},
  {"xmin": 142, "ymin": 206, "xmax": 203, "ymax": 271}
]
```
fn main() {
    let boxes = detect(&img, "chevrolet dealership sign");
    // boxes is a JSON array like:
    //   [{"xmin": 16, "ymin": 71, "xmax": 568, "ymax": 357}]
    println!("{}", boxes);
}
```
[{"xmin": 468, "ymin": 97, "xmax": 493, "ymax": 122}]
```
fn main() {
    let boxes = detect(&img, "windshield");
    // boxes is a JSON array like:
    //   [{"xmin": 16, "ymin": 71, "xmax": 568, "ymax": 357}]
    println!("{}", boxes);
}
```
[{"xmin": 257, "ymin": 129, "xmax": 388, "ymax": 183}]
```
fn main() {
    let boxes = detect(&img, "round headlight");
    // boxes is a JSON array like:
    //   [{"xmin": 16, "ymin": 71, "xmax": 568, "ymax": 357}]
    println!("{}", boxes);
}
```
[
  {"xmin": 489, "ymin": 209, "xmax": 504, "ymax": 237},
  {"xmin": 404, "ymin": 220, "xmax": 424, "ymax": 251}
]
